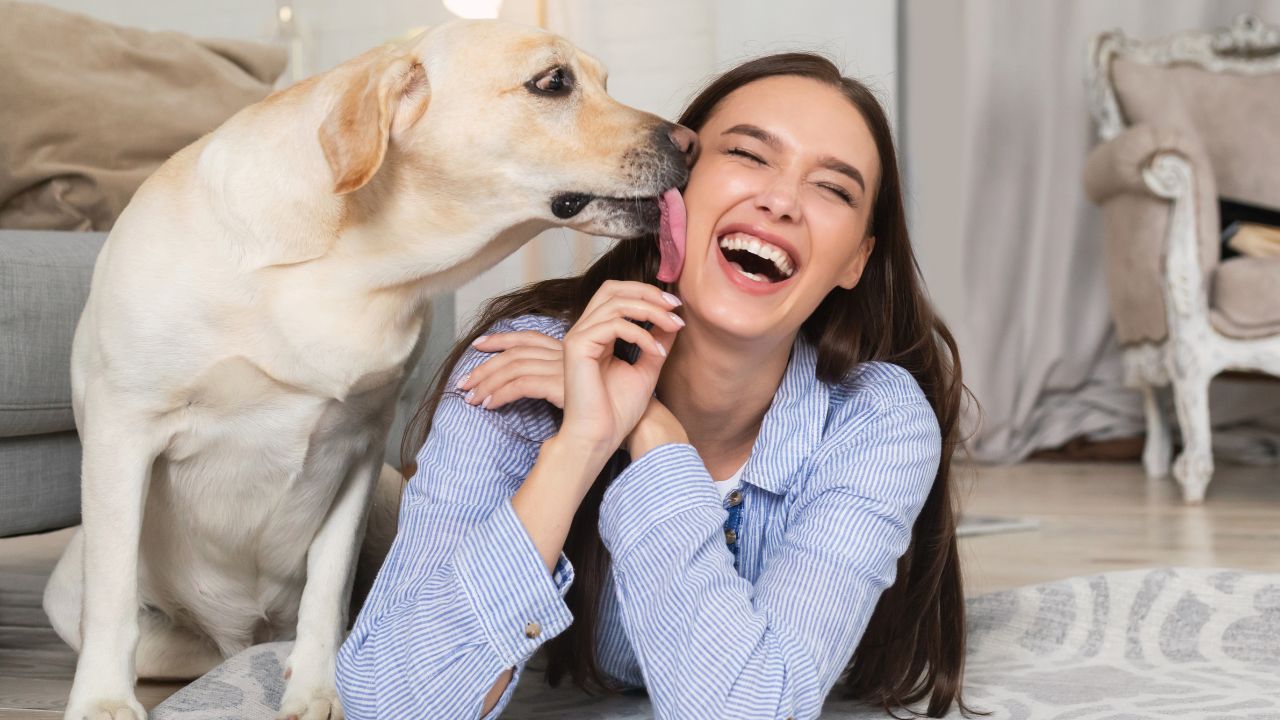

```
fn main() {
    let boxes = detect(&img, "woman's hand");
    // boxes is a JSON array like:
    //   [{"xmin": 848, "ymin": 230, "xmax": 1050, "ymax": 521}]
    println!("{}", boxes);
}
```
[
  {"xmin": 460, "ymin": 323, "xmax": 690, "ymax": 461},
  {"xmin": 556, "ymin": 280, "xmax": 685, "ymax": 459},
  {"xmin": 459, "ymin": 331, "xmax": 565, "ymax": 410}
]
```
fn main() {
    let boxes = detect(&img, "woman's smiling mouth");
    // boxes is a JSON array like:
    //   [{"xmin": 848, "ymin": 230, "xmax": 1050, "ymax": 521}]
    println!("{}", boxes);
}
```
[{"xmin": 712, "ymin": 223, "xmax": 800, "ymax": 293}]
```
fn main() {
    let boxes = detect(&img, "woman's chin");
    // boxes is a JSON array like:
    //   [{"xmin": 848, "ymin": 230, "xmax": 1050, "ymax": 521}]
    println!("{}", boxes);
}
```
[{"xmin": 687, "ymin": 298, "xmax": 784, "ymax": 343}]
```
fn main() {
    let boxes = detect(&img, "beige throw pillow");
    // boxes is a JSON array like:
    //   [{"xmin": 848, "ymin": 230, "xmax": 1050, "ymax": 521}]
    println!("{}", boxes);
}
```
[{"xmin": 0, "ymin": 1, "xmax": 288, "ymax": 231}]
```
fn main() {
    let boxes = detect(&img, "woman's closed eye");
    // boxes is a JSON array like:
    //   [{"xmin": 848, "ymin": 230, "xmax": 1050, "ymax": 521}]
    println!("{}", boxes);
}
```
[
  {"xmin": 726, "ymin": 147, "xmax": 765, "ymax": 164},
  {"xmin": 817, "ymin": 182, "xmax": 856, "ymax": 207}
]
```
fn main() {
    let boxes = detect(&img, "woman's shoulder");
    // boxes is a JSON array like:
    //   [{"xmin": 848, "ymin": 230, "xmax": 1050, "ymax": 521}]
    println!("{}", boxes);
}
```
[
  {"xmin": 484, "ymin": 312, "xmax": 571, "ymax": 340},
  {"xmin": 795, "ymin": 361, "xmax": 942, "ymax": 500},
  {"xmin": 829, "ymin": 360, "xmax": 931, "ymax": 414},
  {"xmin": 816, "ymin": 360, "xmax": 940, "ymax": 459}
]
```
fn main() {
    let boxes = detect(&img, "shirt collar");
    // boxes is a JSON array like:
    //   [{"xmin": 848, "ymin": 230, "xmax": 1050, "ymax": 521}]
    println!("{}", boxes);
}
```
[{"xmin": 741, "ymin": 333, "xmax": 828, "ymax": 495}]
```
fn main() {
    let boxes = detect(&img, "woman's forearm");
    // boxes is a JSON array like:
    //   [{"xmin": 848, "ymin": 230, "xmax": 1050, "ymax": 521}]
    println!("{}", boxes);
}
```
[
  {"xmin": 479, "ymin": 435, "xmax": 610, "ymax": 716},
  {"xmin": 511, "ymin": 434, "xmax": 612, "ymax": 572}
]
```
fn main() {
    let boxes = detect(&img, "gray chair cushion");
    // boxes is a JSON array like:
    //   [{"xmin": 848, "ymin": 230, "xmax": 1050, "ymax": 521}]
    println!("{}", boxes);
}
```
[
  {"xmin": 0, "ymin": 230, "xmax": 104, "ymax": 437},
  {"xmin": 0, "ymin": 431, "xmax": 81, "ymax": 537}
]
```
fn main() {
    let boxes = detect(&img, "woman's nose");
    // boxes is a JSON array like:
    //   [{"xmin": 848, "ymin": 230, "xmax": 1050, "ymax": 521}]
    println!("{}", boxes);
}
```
[{"xmin": 756, "ymin": 178, "xmax": 801, "ymax": 222}]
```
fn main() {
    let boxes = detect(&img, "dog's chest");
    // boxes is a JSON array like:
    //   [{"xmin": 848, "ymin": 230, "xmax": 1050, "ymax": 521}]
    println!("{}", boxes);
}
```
[{"xmin": 149, "ymin": 356, "xmax": 404, "ymax": 609}]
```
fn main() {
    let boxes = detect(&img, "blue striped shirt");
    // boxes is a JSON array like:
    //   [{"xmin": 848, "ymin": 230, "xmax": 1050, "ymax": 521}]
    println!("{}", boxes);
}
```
[{"xmin": 336, "ymin": 313, "xmax": 941, "ymax": 719}]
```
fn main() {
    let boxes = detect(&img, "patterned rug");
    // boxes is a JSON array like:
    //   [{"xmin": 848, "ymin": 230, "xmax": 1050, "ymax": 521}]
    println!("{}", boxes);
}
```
[{"xmin": 153, "ymin": 567, "xmax": 1280, "ymax": 719}]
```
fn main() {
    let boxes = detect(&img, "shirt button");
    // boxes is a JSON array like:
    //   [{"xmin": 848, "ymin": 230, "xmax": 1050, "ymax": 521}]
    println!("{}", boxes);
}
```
[
  {"xmin": 524, "ymin": 621, "xmax": 542, "ymax": 639},
  {"xmin": 724, "ymin": 529, "xmax": 737, "ymax": 545},
  {"xmin": 726, "ymin": 490, "xmax": 743, "ymax": 507}
]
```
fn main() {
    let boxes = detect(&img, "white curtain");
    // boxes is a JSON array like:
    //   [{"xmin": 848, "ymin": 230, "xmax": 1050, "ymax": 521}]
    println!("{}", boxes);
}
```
[{"xmin": 908, "ymin": 0, "xmax": 1280, "ymax": 463}]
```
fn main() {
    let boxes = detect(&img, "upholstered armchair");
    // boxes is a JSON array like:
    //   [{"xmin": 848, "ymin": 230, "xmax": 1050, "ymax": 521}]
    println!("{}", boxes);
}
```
[{"xmin": 1083, "ymin": 15, "xmax": 1280, "ymax": 503}]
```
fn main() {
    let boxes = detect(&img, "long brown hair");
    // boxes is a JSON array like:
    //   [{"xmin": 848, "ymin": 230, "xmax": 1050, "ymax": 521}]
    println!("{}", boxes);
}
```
[{"xmin": 403, "ymin": 52, "xmax": 970, "ymax": 717}]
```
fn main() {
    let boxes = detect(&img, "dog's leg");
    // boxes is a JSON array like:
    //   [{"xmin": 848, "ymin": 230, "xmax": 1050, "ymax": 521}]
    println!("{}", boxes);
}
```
[
  {"xmin": 48, "ymin": 530, "xmax": 224, "ymax": 683},
  {"xmin": 44, "ymin": 528, "xmax": 86, "ymax": 653},
  {"xmin": 277, "ymin": 450, "xmax": 384, "ymax": 720},
  {"xmin": 63, "ymin": 393, "xmax": 162, "ymax": 720},
  {"xmin": 135, "ymin": 608, "xmax": 226, "ymax": 681}
]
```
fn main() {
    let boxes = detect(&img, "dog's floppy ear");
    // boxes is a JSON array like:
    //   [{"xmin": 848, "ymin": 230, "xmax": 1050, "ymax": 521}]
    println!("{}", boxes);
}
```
[{"xmin": 319, "ymin": 55, "xmax": 429, "ymax": 194}]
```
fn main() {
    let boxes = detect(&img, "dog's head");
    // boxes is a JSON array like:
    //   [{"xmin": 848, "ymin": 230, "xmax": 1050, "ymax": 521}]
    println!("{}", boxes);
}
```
[{"xmin": 318, "ymin": 19, "xmax": 694, "ymax": 241}]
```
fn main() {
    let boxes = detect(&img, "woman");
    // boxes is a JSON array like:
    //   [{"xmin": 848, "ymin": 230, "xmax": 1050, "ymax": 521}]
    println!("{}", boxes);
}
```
[{"xmin": 336, "ymin": 52, "xmax": 968, "ymax": 719}]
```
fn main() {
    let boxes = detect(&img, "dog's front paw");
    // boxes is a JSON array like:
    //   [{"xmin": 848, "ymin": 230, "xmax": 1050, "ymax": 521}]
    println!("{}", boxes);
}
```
[
  {"xmin": 63, "ymin": 696, "xmax": 147, "ymax": 720},
  {"xmin": 276, "ymin": 685, "xmax": 343, "ymax": 720},
  {"xmin": 277, "ymin": 656, "xmax": 343, "ymax": 720}
]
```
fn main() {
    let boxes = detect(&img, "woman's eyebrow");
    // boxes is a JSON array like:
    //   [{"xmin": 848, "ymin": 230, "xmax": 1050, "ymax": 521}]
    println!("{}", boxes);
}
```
[
  {"xmin": 722, "ymin": 123, "xmax": 782, "ymax": 150},
  {"xmin": 817, "ymin": 155, "xmax": 865, "ymax": 194},
  {"xmin": 721, "ymin": 123, "xmax": 865, "ymax": 194}
]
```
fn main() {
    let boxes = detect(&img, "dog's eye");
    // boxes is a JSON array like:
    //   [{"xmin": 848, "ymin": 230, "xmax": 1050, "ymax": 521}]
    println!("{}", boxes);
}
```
[{"xmin": 528, "ymin": 67, "xmax": 573, "ymax": 96}]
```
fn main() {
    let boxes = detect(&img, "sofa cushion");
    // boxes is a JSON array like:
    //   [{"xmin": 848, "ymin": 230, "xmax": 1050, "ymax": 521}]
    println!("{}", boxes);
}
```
[
  {"xmin": 1211, "ymin": 255, "xmax": 1280, "ymax": 339},
  {"xmin": 0, "ymin": 230, "xmax": 105, "ymax": 436},
  {"xmin": 0, "ymin": 2, "xmax": 287, "ymax": 231},
  {"xmin": 0, "ymin": 431, "xmax": 81, "ymax": 537}
]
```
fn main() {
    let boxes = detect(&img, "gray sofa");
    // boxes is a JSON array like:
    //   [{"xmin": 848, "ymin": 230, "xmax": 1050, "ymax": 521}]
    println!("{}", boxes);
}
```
[{"xmin": 0, "ymin": 228, "xmax": 454, "ymax": 537}]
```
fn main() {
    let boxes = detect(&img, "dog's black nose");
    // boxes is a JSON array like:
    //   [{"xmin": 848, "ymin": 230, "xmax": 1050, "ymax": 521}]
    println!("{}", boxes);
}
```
[{"xmin": 667, "ymin": 124, "xmax": 697, "ymax": 163}]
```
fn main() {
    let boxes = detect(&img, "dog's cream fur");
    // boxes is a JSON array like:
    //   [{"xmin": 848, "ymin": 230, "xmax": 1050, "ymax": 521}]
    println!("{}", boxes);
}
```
[{"xmin": 43, "ymin": 19, "xmax": 690, "ymax": 720}]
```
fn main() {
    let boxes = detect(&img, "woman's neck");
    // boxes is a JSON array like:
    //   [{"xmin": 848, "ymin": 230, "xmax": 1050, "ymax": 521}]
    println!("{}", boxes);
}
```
[{"xmin": 656, "ymin": 320, "xmax": 795, "ymax": 480}]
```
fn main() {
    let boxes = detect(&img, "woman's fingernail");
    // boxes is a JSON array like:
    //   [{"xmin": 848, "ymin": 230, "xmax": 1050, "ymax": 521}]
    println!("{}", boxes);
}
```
[
  {"xmin": 669, "ymin": 312, "xmax": 685, "ymax": 327},
  {"xmin": 481, "ymin": 394, "xmax": 492, "ymax": 409},
  {"xmin": 655, "ymin": 341, "xmax": 667, "ymax": 357},
  {"xmin": 455, "ymin": 372, "xmax": 469, "ymax": 389},
  {"xmin": 472, "ymin": 335, "xmax": 487, "ymax": 346},
  {"xmin": 465, "ymin": 390, "xmax": 476, "ymax": 403},
  {"xmin": 661, "ymin": 292, "xmax": 682, "ymax": 307}
]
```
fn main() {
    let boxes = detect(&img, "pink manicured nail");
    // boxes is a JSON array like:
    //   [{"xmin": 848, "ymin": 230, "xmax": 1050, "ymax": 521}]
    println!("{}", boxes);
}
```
[
  {"xmin": 465, "ymin": 390, "xmax": 476, "ymax": 403},
  {"xmin": 481, "ymin": 394, "xmax": 492, "ymax": 409},
  {"xmin": 455, "ymin": 372, "xmax": 469, "ymax": 389},
  {"xmin": 472, "ymin": 335, "xmax": 487, "ymax": 346},
  {"xmin": 669, "ymin": 312, "xmax": 685, "ymax": 327},
  {"xmin": 655, "ymin": 342, "xmax": 667, "ymax": 357},
  {"xmin": 661, "ymin": 292, "xmax": 682, "ymax": 307}
]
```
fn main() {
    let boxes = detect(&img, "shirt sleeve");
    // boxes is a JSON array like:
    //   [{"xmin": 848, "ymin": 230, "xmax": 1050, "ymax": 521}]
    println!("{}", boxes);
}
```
[
  {"xmin": 335, "ymin": 345, "xmax": 574, "ymax": 720},
  {"xmin": 596, "ymin": 394, "xmax": 941, "ymax": 720}
]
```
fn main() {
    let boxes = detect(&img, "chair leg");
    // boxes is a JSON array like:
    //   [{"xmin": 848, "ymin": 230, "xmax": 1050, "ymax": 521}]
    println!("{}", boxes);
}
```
[
  {"xmin": 1171, "ymin": 372, "xmax": 1213, "ymax": 504},
  {"xmin": 1141, "ymin": 383, "xmax": 1172, "ymax": 478}
]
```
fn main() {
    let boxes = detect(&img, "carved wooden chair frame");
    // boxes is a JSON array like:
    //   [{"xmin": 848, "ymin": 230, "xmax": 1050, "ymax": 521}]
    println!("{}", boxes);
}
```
[{"xmin": 1085, "ymin": 14, "xmax": 1280, "ymax": 502}]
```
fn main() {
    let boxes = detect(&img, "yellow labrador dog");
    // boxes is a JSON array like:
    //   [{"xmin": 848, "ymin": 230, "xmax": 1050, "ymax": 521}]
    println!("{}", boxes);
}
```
[{"xmin": 44, "ymin": 19, "xmax": 693, "ymax": 720}]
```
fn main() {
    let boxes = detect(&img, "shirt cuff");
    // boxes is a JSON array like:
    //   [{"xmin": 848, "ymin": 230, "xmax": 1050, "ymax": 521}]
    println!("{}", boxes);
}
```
[
  {"xmin": 454, "ymin": 498, "xmax": 575, "ymax": 667},
  {"xmin": 598, "ymin": 443, "xmax": 723, "ymax": 561}
]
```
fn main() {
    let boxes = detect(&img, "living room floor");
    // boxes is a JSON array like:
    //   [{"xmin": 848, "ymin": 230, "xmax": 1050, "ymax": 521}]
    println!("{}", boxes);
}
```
[{"xmin": 2, "ymin": 461, "xmax": 1278, "ymax": 718}]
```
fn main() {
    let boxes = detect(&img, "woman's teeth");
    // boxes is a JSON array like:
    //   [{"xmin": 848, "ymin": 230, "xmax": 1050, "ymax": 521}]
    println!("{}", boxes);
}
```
[{"xmin": 717, "ymin": 232, "xmax": 795, "ymax": 278}]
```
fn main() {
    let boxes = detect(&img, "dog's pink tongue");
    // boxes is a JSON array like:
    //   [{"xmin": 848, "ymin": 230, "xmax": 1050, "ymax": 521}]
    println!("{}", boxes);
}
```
[{"xmin": 656, "ymin": 188, "xmax": 686, "ymax": 283}]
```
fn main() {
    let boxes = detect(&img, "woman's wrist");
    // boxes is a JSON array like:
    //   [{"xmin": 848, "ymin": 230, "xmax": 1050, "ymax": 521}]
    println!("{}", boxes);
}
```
[
  {"xmin": 541, "ymin": 433, "xmax": 616, "ymax": 488},
  {"xmin": 626, "ymin": 423, "xmax": 688, "ymax": 460},
  {"xmin": 624, "ymin": 397, "xmax": 689, "ymax": 459}
]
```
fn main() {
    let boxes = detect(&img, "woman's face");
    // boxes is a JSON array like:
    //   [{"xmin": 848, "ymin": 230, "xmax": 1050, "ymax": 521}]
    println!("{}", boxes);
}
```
[{"xmin": 675, "ymin": 75, "xmax": 880, "ymax": 343}]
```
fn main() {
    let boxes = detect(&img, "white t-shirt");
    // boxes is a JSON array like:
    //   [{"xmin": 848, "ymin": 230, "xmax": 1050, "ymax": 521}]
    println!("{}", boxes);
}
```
[{"xmin": 712, "ymin": 461, "xmax": 747, "ymax": 502}]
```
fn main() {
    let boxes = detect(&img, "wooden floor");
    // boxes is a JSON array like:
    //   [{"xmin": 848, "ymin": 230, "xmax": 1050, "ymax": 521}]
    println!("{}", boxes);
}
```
[{"xmin": 2, "ymin": 460, "xmax": 1278, "ymax": 716}]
